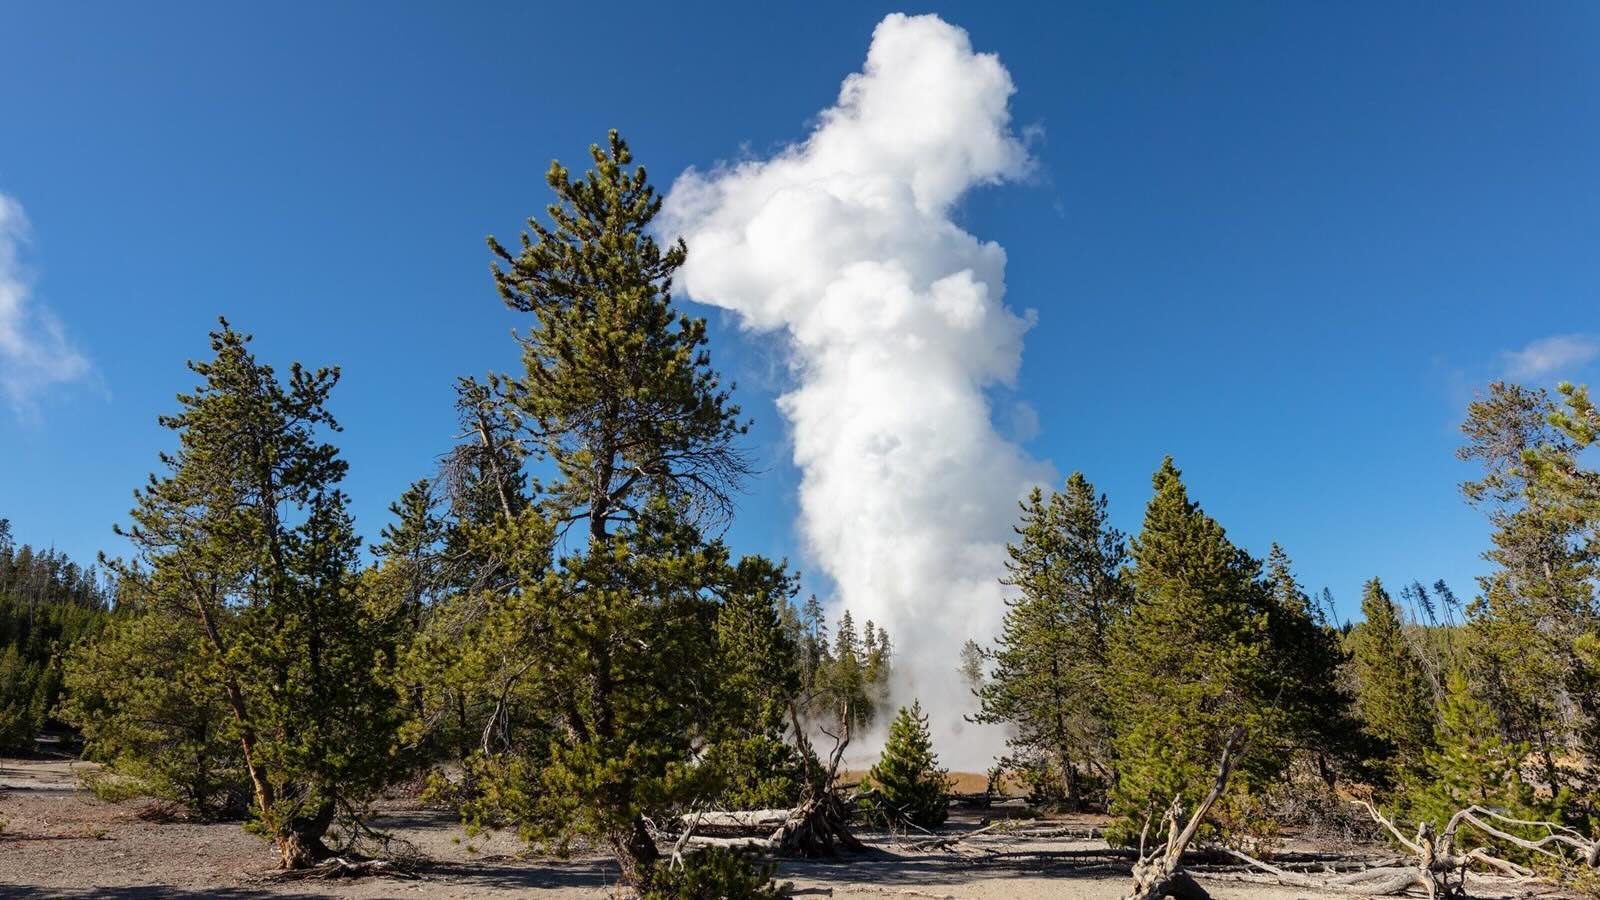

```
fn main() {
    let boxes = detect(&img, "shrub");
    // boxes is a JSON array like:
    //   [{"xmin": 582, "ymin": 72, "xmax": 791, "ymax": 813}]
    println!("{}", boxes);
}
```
[{"xmin": 644, "ymin": 847, "xmax": 789, "ymax": 899}]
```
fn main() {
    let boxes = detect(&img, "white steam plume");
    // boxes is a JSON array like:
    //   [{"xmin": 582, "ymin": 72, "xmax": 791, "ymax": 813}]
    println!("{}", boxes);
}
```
[{"xmin": 663, "ymin": 13, "xmax": 1050, "ymax": 769}]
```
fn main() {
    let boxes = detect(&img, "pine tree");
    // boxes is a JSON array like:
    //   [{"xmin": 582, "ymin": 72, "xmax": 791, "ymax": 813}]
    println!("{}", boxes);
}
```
[
  {"xmin": 1106, "ymin": 459, "xmax": 1280, "ymax": 843},
  {"xmin": 797, "ymin": 595, "xmax": 830, "ymax": 695},
  {"xmin": 1412, "ymin": 669, "xmax": 1536, "ymax": 825},
  {"xmin": 825, "ymin": 611, "xmax": 868, "ymax": 730},
  {"xmin": 428, "ymin": 132, "xmax": 766, "ymax": 890},
  {"xmin": 957, "ymin": 639, "xmax": 984, "ymax": 691},
  {"xmin": 862, "ymin": 620, "xmax": 893, "ymax": 722},
  {"xmin": 1262, "ymin": 545, "xmax": 1368, "ymax": 783},
  {"xmin": 975, "ymin": 474, "xmax": 1130, "ymax": 809},
  {"xmin": 642, "ymin": 847, "xmax": 788, "ymax": 900},
  {"xmin": 704, "ymin": 557, "xmax": 806, "ymax": 809},
  {"xmin": 487, "ymin": 131, "xmax": 749, "ymax": 536},
  {"xmin": 61, "ymin": 600, "xmax": 246, "ymax": 817},
  {"xmin": 95, "ymin": 321, "xmax": 401, "ymax": 868},
  {"xmin": 370, "ymin": 479, "xmax": 446, "ymax": 630},
  {"xmin": 1349, "ymin": 578, "xmax": 1436, "ymax": 788},
  {"xmin": 1531, "ymin": 381, "xmax": 1600, "ymax": 526},
  {"xmin": 1463, "ymin": 382, "xmax": 1600, "ymax": 790},
  {"xmin": 867, "ymin": 700, "xmax": 951, "ymax": 829}
]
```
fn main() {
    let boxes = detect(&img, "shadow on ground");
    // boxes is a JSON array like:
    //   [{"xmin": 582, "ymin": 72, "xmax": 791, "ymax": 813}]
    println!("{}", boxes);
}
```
[
  {"xmin": 0, "ymin": 883, "xmax": 326, "ymax": 890},
  {"xmin": 0, "ymin": 857, "xmax": 620, "ymax": 899}
]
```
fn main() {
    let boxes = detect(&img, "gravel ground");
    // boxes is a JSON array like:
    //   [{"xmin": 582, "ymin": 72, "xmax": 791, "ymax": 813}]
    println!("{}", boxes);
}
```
[{"xmin": 0, "ymin": 758, "xmax": 1530, "ymax": 900}]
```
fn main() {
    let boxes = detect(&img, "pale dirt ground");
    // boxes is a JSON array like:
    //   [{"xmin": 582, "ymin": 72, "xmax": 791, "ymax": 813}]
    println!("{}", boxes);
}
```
[{"xmin": 0, "ymin": 758, "xmax": 1538, "ymax": 900}]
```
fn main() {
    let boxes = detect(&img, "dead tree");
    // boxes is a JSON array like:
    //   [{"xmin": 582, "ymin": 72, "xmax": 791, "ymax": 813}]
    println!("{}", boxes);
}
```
[
  {"xmin": 1122, "ymin": 726, "xmax": 1244, "ymax": 900},
  {"xmin": 1225, "ymin": 802, "xmax": 1600, "ymax": 900},
  {"xmin": 676, "ymin": 701, "xmax": 864, "ymax": 858},
  {"xmin": 769, "ymin": 701, "xmax": 864, "ymax": 857}
]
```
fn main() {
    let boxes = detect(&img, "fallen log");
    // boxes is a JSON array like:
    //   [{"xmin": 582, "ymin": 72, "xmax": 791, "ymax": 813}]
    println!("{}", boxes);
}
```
[
  {"xmin": 906, "ymin": 819, "xmax": 1008, "ymax": 852},
  {"xmin": 270, "ymin": 857, "xmax": 417, "ymax": 881},
  {"xmin": 677, "ymin": 809, "xmax": 792, "ymax": 832},
  {"xmin": 1218, "ymin": 802, "xmax": 1598, "ymax": 899}
]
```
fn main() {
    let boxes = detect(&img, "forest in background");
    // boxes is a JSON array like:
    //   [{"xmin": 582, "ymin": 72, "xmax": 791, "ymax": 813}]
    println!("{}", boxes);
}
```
[
  {"xmin": 0, "ymin": 519, "xmax": 112, "ymax": 753},
  {"xmin": 7, "ymin": 133, "xmax": 1600, "ymax": 899}
]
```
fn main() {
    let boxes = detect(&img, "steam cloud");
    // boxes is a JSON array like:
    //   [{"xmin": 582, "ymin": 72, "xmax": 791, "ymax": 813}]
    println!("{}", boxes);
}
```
[{"xmin": 664, "ymin": 13, "xmax": 1049, "ymax": 768}]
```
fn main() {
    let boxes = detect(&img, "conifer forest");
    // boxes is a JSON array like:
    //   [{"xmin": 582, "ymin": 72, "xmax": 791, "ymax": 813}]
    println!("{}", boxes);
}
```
[{"xmin": 2, "ymin": 130, "xmax": 1599, "ymax": 900}]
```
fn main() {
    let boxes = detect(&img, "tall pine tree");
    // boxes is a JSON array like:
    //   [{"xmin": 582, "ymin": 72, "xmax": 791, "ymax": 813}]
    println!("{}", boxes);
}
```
[
  {"xmin": 974, "ymin": 473, "xmax": 1130, "ymax": 809},
  {"xmin": 1464, "ymin": 382, "xmax": 1600, "ymax": 791},
  {"xmin": 1261, "ymin": 545, "xmax": 1368, "ymax": 784},
  {"xmin": 430, "ymin": 132, "xmax": 770, "ymax": 890},
  {"xmin": 94, "ymin": 322, "xmax": 400, "ymax": 868},
  {"xmin": 1107, "ymin": 459, "xmax": 1281, "ymax": 843},
  {"xmin": 1349, "ymin": 577, "xmax": 1436, "ymax": 789},
  {"xmin": 704, "ymin": 557, "xmax": 806, "ymax": 809}
]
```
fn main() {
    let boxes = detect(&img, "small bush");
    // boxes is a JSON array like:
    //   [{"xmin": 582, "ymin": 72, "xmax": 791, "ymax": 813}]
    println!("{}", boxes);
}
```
[
  {"xmin": 864, "ymin": 700, "xmax": 951, "ymax": 829},
  {"xmin": 644, "ymin": 847, "xmax": 789, "ymax": 899}
]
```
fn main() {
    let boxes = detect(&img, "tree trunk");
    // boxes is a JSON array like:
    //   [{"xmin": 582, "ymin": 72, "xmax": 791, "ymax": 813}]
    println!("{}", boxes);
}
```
[
  {"xmin": 609, "ymin": 815, "xmax": 660, "ymax": 891},
  {"xmin": 771, "ymin": 790, "xmax": 865, "ymax": 857},
  {"xmin": 1122, "ymin": 727, "xmax": 1243, "ymax": 900},
  {"xmin": 1062, "ymin": 760, "xmax": 1084, "ymax": 812},
  {"xmin": 276, "ymin": 800, "xmax": 336, "ymax": 870},
  {"xmin": 1126, "ymin": 864, "xmax": 1213, "ymax": 900}
]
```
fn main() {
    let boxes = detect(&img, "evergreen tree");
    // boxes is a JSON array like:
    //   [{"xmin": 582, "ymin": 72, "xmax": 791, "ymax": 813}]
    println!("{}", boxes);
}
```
[
  {"xmin": 957, "ymin": 639, "xmax": 984, "ymax": 691},
  {"xmin": 1106, "ymin": 459, "xmax": 1281, "ymax": 843},
  {"xmin": 487, "ymin": 131, "xmax": 749, "ymax": 536},
  {"xmin": 1411, "ymin": 669, "xmax": 1536, "ymax": 824},
  {"xmin": 1531, "ymin": 381, "xmax": 1600, "ymax": 527},
  {"xmin": 94, "ymin": 321, "xmax": 401, "ymax": 868},
  {"xmin": 861, "ymin": 620, "xmax": 893, "ymax": 723},
  {"xmin": 797, "ymin": 595, "xmax": 830, "ymax": 695},
  {"xmin": 371, "ymin": 479, "xmax": 447, "ymax": 630},
  {"xmin": 1470, "ymin": 381, "xmax": 1600, "ymax": 786},
  {"xmin": 0, "ymin": 535, "xmax": 110, "ymax": 753},
  {"xmin": 1349, "ymin": 578, "xmax": 1436, "ymax": 787},
  {"xmin": 704, "ymin": 557, "xmax": 806, "ymax": 809},
  {"xmin": 1261, "ymin": 545, "xmax": 1368, "ymax": 783},
  {"xmin": 800, "ymin": 609, "xmax": 892, "ymax": 736},
  {"xmin": 974, "ymin": 473, "xmax": 1130, "ymax": 809},
  {"xmin": 61, "ymin": 603, "xmax": 246, "ymax": 817},
  {"xmin": 426, "ymin": 132, "xmax": 767, "ymax": 890},
  {"xmin": 825, "ymin": 610, "xmax": 868, "ymax": 730},
  {"xmin": 866, "ymin": 700, "xmax": 951, "ymax": 829},
  {"xmin": 642, "ymin": 847, "xmax": 789, "ymax": 900}
]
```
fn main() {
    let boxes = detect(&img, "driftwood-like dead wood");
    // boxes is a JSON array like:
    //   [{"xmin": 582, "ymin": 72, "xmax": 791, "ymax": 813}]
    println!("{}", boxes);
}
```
[
  {"xmin": 684, "ymin": 703, "xmax": 865, "ymax": 859},
  {"xmin": 764, "ymin": 702, "xmax": 865, "ymax": 858},
  {"xmin": 1221, "ymin": 801, "xmax": 1599, "ymax": 900},
  {"xmin": 905, "ymin": 819, "xmax": 1008, "ymax": 852},
  {"xmin": 679, "ymin": 809, "xmax": 792, "ymax": 832},
  {"xmin": 270, "ymin": 857, "xmax": 418, "ymax": 881},
  {"xmin": 1121, "ymin": 726, "xmax": 1245, "ymax": 900}
]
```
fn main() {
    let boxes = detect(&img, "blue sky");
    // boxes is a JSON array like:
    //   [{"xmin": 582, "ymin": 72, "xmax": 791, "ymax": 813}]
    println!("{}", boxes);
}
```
[{"xmin": 2, "ymin": 2, "xmax": 1597, "ymax": 622}]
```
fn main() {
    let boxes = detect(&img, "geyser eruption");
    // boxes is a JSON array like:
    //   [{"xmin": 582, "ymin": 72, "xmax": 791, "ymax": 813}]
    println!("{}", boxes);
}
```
[{"xmin": 664, "ymin": 13, "xmax": 1049, "ymax": 770}]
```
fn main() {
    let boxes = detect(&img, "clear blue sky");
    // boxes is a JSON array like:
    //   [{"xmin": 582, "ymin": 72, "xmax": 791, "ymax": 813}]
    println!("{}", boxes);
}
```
[{"xmin": 3, "ymin": 2, "xmax": 1597, "ymax": 621}]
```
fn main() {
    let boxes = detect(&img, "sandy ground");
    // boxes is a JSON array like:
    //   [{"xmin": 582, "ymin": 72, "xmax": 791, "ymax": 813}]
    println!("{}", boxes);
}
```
[{"xmin": 0, "ymin": 757, "xmax": 1529, "ymax": 900}]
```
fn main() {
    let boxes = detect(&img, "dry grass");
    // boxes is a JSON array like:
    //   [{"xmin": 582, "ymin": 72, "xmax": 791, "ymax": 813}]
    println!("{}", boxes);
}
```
[{"xmin": 842, "ymin": 769, "xmax": 995, "ymax": 794}]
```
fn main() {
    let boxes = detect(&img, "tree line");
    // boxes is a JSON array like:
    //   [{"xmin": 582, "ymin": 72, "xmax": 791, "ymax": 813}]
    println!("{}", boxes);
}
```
[
  {"xmin": 35, "ymin": 131, "xmax": 1600, "ymax": 896},
  {"xmin": 969, "ymin": 379, "xmax": 1600, "ymax": 863},
  {"xmin": 0, "ymin": 520, "xmax": 112, "ymax": 752}
]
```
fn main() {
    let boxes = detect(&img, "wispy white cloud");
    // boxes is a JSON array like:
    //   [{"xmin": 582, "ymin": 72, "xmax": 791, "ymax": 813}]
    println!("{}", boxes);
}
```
[
  {"xmin": 0, "ymin": 194, "xmax": 92, "ymax": 419},
  {"xmin": 1501, "ymin": 333, "xmax": 1600, "ymax": 381}
]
